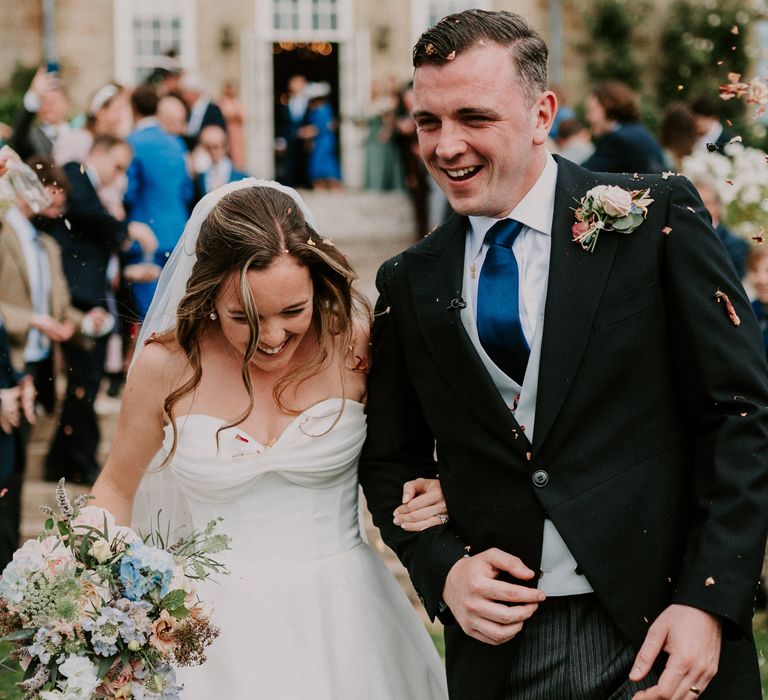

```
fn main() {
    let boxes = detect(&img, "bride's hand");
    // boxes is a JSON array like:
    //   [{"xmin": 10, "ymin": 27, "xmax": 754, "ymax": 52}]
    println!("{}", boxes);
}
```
[{"xmin": 392, "ymin": 478, "xmax": 449, "ymax": 531}]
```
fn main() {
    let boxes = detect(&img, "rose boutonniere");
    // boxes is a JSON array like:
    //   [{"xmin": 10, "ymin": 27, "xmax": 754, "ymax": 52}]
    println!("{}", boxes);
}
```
[{"xmin": 571, "ymin": 185, "xmax": 654, "ymax": 253}]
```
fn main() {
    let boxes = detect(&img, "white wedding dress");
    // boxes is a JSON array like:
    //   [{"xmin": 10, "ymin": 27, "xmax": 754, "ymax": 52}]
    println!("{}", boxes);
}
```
[{"xmin": 148, "ymin": 398, "xmax": 448, "ymax": 699}]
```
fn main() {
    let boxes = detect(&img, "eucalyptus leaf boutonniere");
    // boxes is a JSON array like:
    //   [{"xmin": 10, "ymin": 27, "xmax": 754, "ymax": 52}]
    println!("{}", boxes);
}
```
[{"xmin": 571, "ymin": 185, "xmax": 654, "ymax": 253}]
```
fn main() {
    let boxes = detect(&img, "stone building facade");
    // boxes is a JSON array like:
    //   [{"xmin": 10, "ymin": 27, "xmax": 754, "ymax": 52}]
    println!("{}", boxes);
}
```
[{"xmin": 0, "ymin": 0, "xmax": 728, "ymax": 184}]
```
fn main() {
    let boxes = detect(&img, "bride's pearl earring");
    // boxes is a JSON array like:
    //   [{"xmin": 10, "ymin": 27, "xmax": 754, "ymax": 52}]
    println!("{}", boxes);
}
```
[{"xmin": 209, "ymin": 311, "xmax": 218, "ymax": 321}]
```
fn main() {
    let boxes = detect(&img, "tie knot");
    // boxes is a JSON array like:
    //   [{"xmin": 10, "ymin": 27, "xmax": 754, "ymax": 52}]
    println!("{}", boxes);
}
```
[{"xmin": 485, "ymin": 219, "xmax": 524, "ymax": 248}]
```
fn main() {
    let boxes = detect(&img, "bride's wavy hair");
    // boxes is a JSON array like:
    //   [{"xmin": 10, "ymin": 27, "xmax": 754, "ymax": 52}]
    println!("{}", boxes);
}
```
[{"xmin": 150, "ymin": 185, "xmax": 371, "ymax": 461}]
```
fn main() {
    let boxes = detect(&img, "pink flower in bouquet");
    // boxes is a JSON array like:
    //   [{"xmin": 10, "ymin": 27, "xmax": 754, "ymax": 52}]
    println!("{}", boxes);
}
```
[
  {"xmin": 571, "ymin": 220, "xmax": 591, "ymax": 239},
  {"xmin": 150, "ymin": 609, "xmax": 178, "ymax": 654}
]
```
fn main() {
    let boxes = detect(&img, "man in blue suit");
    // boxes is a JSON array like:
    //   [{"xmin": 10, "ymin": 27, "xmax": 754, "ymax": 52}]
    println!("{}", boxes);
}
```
[{"xmin": 125, "ymin": 85, "xmax": 194, "ymax": 319}]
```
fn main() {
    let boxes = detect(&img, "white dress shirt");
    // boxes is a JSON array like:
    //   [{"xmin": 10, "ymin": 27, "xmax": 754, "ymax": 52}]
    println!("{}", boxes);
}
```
[
  {"xmin": 6, "ymin": 206, "xmax": 52, "ymax": 362},
  {"xmin": 460, "ymin": 154, "xmax": 593, "ymax": 596}
]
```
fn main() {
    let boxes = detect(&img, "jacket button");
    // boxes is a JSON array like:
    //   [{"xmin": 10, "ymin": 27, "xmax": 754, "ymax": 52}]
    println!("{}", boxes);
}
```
[{"xmin": 532, "ymin": 469, "xmax": 549, "ymax": 487}]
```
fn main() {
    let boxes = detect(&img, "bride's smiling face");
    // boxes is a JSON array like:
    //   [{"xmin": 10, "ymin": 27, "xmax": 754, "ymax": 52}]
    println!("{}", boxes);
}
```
[{"xmin": 214, "ymin": 254, "xmax": 315, "ymax": 373}]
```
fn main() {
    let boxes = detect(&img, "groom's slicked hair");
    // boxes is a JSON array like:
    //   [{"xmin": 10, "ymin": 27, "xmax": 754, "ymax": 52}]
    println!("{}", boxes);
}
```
[{"xmin": 412, "ymin": 10, "xmax": 548, "ymax": 102}]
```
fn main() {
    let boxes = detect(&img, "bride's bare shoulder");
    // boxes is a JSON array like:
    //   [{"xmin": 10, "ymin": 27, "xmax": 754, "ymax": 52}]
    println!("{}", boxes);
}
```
[{"xmin": 128, "ymin": 338, "xmax": 191, "ymax": 391}]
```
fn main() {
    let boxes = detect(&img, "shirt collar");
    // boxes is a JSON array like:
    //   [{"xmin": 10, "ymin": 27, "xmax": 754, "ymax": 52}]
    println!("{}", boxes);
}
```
[
  {"xmin": 467, "ymin": 153, "xmax": 558, "ymax": 260},
  {"xmin": 6, "ymin": 205, "xmax": 37, "ymax": 241}
]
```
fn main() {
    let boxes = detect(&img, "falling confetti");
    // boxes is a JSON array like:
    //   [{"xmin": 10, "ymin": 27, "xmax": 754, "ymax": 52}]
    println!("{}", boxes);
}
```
[
  {"xmin": 351, "ymin": 355, "xmax": 369, "ymax": 373},
  {"xmin": 705, "ymin": 576, "xmax": 716, "ymax": 586},
  {"xmin": 446, "ymin": 51, "xmax": 456, "ymax": 61},
  {"xmin": 714, "ymin": 289, "xmax": 741, "ymax": 326},
  {"xmin": 307, "ymin": 237, "xmax": 316, "ymax": 247},
  {"xmin": 234, "ymin": 434, "xmax": 249, "ymax": 443},
  {"xmin": 662, "ymin": 226, "xmax": 672, "ymax": 235},
  {"xmin": 731, "ymin": 25, "xmax": 740, "ymax": 35},
  {"xmin": 661, "ymin": 171, "xmax": 675, "ymax": 180},
  {"xmin": 752, "ymin": 228, "xmax": 765, "ymax": 244}
]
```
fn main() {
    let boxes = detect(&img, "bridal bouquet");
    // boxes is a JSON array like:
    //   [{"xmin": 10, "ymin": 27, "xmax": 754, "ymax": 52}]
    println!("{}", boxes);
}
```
[{"xmin": 0, "ymin": 481, "xmax": 229, "ymax": 699}]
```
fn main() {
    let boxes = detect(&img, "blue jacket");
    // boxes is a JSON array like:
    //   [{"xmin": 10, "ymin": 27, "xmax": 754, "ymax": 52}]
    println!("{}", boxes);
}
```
[
  {"xmin": 126, "ymin": 123, "xmax": 194, "ymax": 253},
  {"xmin": 583, "ymin": 122, "xmax": 665, "ymax": 175}
]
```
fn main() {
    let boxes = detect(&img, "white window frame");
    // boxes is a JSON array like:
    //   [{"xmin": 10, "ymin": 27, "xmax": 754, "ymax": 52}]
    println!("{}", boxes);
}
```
[
  {"xmin": 256, "ymin": 0, "xmax": 350, "ymax": 41},
  {"xmin": 113, "ymin": 0, "xmax": 197, "ymax": 85},
  {"xmin": 410, "ymin": 0, "xmax": 492, "ymax": 43}
]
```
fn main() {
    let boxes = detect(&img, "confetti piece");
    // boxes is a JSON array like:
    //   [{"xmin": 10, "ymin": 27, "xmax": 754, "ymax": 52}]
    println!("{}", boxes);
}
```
[
  {"xmin": 677, "ymin": 85, "xmax": 684, "ymax": 91},
  {"xmin": 0, "ymin": 488, "xmax": 7, "ymax": 498},
  {"xmin": 725, "ymin": 179, "xmax": 734, "ymax": 186},
  {"xmin": 728, "ymin": 135, "xmax": 743, "ymax": 144},
  {"xmin": 235, "ymin": 433, "xmax": 249, "ymax": 443},
  {"xmin": 322, "ymin": 237, "xmax": 334, "ymax": 246},
  {"xmin": 731, "ymin": 25, "xmax": 740, "ymax": 35},
  {"xmin": 740, "ymin": 412, "xmax": 748, "ymax": 417},
  {"xmin": 714, "ymin": 289, "xmax": 741, "ymax": 326},
  {"xmin": 705, "ymin": 576, "xmax": 715, "ymax": 586},
  {"xmin": 525, "ymin": 452, "xmax": 532, "ymax": 461},
  {"xmin": 726, "ymin": 119, "xmax": 733, "ymax": 126},
  {"xmin": 446, "ymin": 50, "xmax": 456, "ymax": 61},
  {"xmin": 686, "ymin": 206, "xmax": 696, "ymax": 213},
  {"xmin": 661, "ymin": 171, "xmax": 675, "ymax": 180},
  {"xmin": 351, "ymin": 355, "xmax": 369, "ymax": 373},
  {"xmin": 374, "ymin": 305, "xmax": 391, "ymax": 317},
  {"xmin": 752, "ymin": 228, "xmax": 765, "ymax": 244},
  {"xmin": 662, "ymin": 226, "xmax": 672, "ymax": 235},
  {"xmin": 307, "ymin": 237, "xmax": 316, "ymax": 246}
]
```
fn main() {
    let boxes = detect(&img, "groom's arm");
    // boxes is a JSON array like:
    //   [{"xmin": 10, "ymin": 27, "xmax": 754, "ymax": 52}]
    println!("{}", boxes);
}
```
[
  {"xmin": 660, "ymin": 176, "xmax": 768, "ymax": 636},
  {"xmin": 359, "ymin": 259, "xmax": 468, "ymax": 621}
]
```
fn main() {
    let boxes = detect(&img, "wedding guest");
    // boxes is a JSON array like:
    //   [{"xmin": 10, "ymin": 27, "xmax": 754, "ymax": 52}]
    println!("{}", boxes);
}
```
[
  {"xmin": 359, "ymin": 10, "xmax": 768, "ymax": 699},
  {"xmin": 301, "ymin": 82, "xmax": 342, "ymax": 189},
  {"xmin": 179, "ymin": 72, "xmax": 227, "ymax": 151},
  {"xmin": 157, "ymin": 93, "xmax": 190, "ymax": 140},
  {"xmin": 10, "ymin": 66, "xmax": 71, "ymax": 161},
  {"xmin": 90, "ymin": 180, "xmax": 449, "ymax": 698},
  {"xmin": 275, "ymin": 74, "xmax": 310, "ymax": 187},
  {"xmin": 194, "ymin": 125, "xmax": 247, "ymax": 201},
  {"xmin": 582, "ymin": 80, "xmax": 665, "ymax": 174},
  {"xmin": 693, "ymin": 176, "xmax": 748, "ymax": 279},
  {"xmin": 53, "ymin": 81, "xmax": 133, "ymax": 173},
  {"xmin": 553, "ymin": 117, "xmax": 594, "ymax": 165},
  {"xmin": 747, "ymin": 245, "xmax": 768, "ymax": 359},
  {"xmin": 39, "ymin": 138, "xmax": 136, "ymax": 485},
  {"xmin": 218, "ymin": 81, "xmax": 247, "ymax": 172},
  {"xmin": 395, "ymin": 82, "xmax": 431, "ymax": 237},
  {"xmin": 0, "ymin": 158, "xmax": 83, "ymax": 412},
  {"xmin": 659, "ymin": 101, "xmax": 697, "ymax": 171},
  {"xmin": 691, "ymin": 95, "xmax": 733, "ymax": 154},
  {"xmin": 364, "ymin": 77, "xmax": 405, "ymax": 192},
  {"xmin": 0, "ymin": 317, "xmax": 35, "ymax": 570},
  {"xmin": 125, "ymin": 85, "xmax": 193, "ymax": 319}
]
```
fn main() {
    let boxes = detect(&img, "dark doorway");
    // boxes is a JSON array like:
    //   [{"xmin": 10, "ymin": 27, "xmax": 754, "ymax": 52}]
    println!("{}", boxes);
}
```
[{"xmin": 273, "ymin": 42, "xmax": 340, "ymax": 187}]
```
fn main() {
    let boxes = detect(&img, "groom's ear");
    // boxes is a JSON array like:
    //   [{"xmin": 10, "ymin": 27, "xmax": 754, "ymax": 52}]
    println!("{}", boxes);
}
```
[{"xmin": 532, "ymin": 91, "xmax": 557, "ymax": 146}]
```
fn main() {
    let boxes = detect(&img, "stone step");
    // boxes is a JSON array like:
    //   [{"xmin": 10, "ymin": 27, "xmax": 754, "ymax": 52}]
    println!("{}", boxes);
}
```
[{"xmin": 298, "ymin": 189, "xmax": 416, "ymax": 241}]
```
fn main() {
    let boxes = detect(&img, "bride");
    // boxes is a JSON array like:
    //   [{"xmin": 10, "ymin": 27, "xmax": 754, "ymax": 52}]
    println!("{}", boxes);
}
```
[{"xmin": 91, "ymin": 180, "xmax": 449, "ymax": 698}]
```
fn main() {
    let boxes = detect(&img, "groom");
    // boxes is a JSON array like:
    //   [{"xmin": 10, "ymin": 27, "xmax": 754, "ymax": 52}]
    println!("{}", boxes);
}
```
[{"xmin": 359, "ymin": 10, "xmax": 768, "ymax": 700}]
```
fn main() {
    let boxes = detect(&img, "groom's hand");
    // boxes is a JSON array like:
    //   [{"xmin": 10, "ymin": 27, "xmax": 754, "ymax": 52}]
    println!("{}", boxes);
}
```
[
  {"xmin": 630, "ymin": 604, "xmax": 721, "ymax": 700},
  {"xmin": 442, "ymin": 548, "xmax": 546, "ymax": 645}
]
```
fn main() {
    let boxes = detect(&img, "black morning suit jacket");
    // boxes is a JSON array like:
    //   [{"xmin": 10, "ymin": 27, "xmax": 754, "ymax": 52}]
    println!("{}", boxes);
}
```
[
  {"xmin": 40, "ymin": 163, "xmax": 127, "ymax": 312},
  {"xmin": 359, "ymin": 156, "xmax": 768, "ymax": 699}
]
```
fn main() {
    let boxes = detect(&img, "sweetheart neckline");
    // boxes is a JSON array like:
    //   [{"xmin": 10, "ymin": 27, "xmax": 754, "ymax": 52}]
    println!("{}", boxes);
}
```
[{"xmin": 165, "ymin": 397, "xmax": 365, "ymax": 450}]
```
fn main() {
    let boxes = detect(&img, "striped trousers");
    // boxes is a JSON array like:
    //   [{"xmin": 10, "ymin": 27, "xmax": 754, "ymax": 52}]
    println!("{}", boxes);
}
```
[{"xmin": 502, "ymin": 594, "xmax": 660, "ymax": 700}]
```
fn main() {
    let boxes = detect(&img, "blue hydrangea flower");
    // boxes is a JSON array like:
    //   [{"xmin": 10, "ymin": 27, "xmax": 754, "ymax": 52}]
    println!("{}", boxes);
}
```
[{"xmin": 118, "ymin": 542, "xmax": 174, "ymax": 601}]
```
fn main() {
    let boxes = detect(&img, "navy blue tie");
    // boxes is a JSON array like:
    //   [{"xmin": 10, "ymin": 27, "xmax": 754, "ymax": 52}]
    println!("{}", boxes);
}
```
[{"xmin": 476, "ymin": 219, "xmax": 529, "ymax": 384}]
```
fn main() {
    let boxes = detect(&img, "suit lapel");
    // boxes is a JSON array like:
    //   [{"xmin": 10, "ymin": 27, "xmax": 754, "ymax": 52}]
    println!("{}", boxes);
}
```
[
  {"xmin": 532, "ymin": 158, "xmax": 619, "ymax": 452},
  {"xmin": 405, "ymin": 216, "xmax": 532, "ymax": 456}
]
